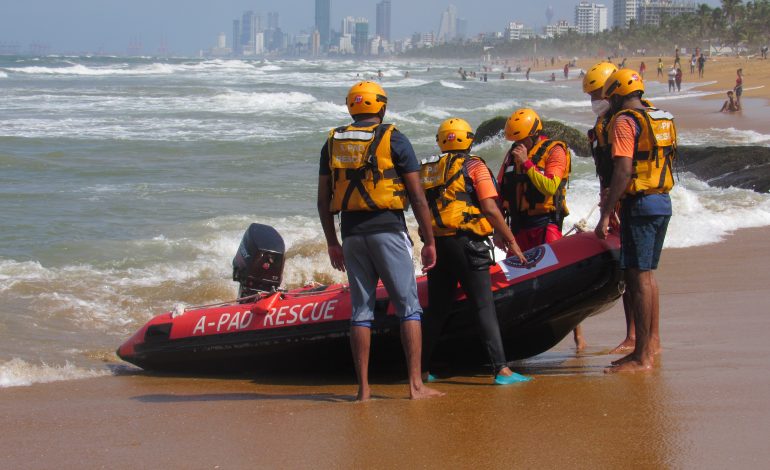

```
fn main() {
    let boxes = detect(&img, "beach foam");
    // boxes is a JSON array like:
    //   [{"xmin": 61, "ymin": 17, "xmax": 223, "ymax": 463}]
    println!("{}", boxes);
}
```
[{"xmin": 0, "ymin": 358, "xmax": 108, "ymax": 388}]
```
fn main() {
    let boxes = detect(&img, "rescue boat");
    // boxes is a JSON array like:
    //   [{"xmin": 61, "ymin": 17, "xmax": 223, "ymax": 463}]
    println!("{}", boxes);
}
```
[{"xmin": 117, "ymin": 223, "xmax": 622, "ymax": 372}]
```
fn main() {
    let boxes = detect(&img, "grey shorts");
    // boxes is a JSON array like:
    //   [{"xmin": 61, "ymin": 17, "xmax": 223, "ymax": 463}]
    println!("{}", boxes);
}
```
[{"xmin": 342, "ymin": 231, "xmax": 422, "ymax": 326}]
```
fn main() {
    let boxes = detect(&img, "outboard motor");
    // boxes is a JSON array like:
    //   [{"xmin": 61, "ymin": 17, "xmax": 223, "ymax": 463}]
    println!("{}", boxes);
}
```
[{"xmin": 232, "ymin": 223, "xmax": 285, "ymax": 300}]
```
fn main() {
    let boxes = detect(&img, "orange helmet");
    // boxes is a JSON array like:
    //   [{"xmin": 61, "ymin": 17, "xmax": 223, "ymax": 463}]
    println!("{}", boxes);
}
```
[
  {"xmin": 505, "ymin": 108, "xmax": 542, "ymax": 141},
  {"xmin": 436, "ymin": 117, "xmax": 474, "ymax": 152},
  {"xmin": 603, "ymin": 68, "xmax": 645, "ymax": 99},
  {"xmin": 346, "ymin": 81, "xmax": 388, "ymax": 116},
  {"xmin": 582, "ymin": 62, "xmax": 618, "ymax": 93}
]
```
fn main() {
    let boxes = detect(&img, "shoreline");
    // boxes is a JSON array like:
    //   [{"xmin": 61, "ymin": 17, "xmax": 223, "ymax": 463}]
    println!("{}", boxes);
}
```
[{"xmin": 3, "ymin": 225, "xmax": 770, "ymax": 467}]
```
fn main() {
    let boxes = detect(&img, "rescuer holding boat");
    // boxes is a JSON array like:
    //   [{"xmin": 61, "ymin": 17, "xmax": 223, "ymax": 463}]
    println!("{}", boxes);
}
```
[
  {"xmin": 497, "ymin": 108, "xmax": 584, "ymax": 350},
  {"xmin": 316, "ymin": 81, "xmax": 443, "ymax": 400},
  {"xmin": 594, "ymin": 69, "xmax": 677, "ymax": 373},
  {"xmin": 419, "ymin": 117, "xmax": 531, "ymax": 385}
]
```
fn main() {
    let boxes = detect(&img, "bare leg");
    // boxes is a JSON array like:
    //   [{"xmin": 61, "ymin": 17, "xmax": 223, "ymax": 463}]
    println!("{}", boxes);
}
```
[
  {"xmin": 350, "ymin": 326, "xmax": 371, "ymax": 401},
  {"xmin": 610, "ymin": 290, "xmax": 636, "ymax": 354},
  {"xmin": 606, "ymin": 269, "xmax": 656, "ymax": 373},
  {"xmin": 573, "ymin": 325, "xmax": 587, "ymax": 352},
  {"xmin": 650, "ymin": 274, "xmax": 661, "ymax": 355},
  {"xmin": 401, "ymin": 321, "xmax": 444, "ymax": 400}
]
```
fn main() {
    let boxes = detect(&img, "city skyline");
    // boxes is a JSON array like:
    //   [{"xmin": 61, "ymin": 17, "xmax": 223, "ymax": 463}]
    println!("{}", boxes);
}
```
[{"xmin": 1, "ymin": 0, "xmax": 721, "ymax": 55}]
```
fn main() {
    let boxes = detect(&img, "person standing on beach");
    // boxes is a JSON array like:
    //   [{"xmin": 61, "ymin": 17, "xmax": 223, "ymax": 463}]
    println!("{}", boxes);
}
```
[
  {"xmin": 583, "ymin": 61, "xmax": 639, "ymax": 353},
  {"xmin": 497, "ymin": 108, "xmax": 583, "ymax": 350},
  {"xmin": 419, "ymin": 118, "xmax": 530, "ymax": 385},
  {"xmin": 526, "ymin": 67, "xmax": 531, "ymax": 80},
  {"xmin": 675, "ymin": 67, "xmax": 683, "ymax": 92},
  {"xmin": 734, "ymin": 68, "xmax": 743, "ymax": 108},
  {"xmin": 690, "ymin": 54, "xmax": 696, "ymax": 74},
  {"xmin": 667, "ymin": 66, "xmax": 677, "ymax": 92},
  {"xmin": 317, "ymin": 81, "xmax": 443, "ymax": 400},
  {"xmin": 697, "ymin": 53, "xmax": 705, "ymax": 78},
  {"xmin": 639, "ymin": 61, "xmax": 647, "ymax": 78},
  {"xmin": 657, "ymin": 58, "xmax": 664, "ymax": 78},
  {"xmin": 595, "ymin": 69, "xmax": 677, "ymax": 373}
]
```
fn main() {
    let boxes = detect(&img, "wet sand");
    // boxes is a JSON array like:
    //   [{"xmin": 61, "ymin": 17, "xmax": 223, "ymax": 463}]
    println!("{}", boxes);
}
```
[{"xmin": 2, "ymin": 227, "xmax": 769, "ymax": 468}]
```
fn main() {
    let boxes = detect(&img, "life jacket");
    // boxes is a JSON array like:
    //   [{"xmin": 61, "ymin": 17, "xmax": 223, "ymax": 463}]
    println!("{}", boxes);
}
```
[
  {"xmin": 590, "ymin": 115, "xmax": 613, "ymax": 190},
  {"xmin": 419, "ymin": 152, "xmax": 494, "ymax": 238},
  {"xmin": 608, "ymin": 107, "xmax": 677, "ymax": 196},
  {"xmin": 327, "ymin": 123, "xmax": 407, "ymax": 213},
  {"xmin": 501, "ymin": 139, "xmax": 571, "ymax": 228},
  {"xmin": 591, "ymin": 99, "xmax": 655, "ymax": 190}
]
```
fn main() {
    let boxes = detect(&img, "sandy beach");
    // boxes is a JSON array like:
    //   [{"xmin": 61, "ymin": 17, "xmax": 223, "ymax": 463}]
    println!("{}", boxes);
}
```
[
  {"xmin": 2, "ymin": 55, "xmax": 770, "ymax": 468},
  {"xmin": 2, "ymin": 226, "xmax": 769, "ymax": 468}
]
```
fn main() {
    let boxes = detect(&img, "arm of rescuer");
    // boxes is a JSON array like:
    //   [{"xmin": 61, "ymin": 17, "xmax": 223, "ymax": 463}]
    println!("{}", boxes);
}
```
[
  {"xmin": 402, "ymin": 171, "xmax": 437, "ymax": 273},
  {"xmin": 511, "ymin": 142, "xmax": 567, "ymax": 196},
  {"xmin": 594, "ymin": 115, "xmax": 635, "ymax": 239},
  {"xmin": 317, "ymin": 173, "xmax": 346, "ymax": 272},
  {"xmin": 466, "ymin": 159, "xmax": 527, "ymax": 264},
  {"xmin": 317, "ymin": 140, "xmax": 346, "ymax": 272}
]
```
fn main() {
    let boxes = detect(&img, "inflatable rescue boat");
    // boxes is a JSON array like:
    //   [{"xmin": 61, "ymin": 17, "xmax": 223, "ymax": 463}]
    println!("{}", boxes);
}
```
[{"xmin": 118, "ymin": 224, "xmax": 622, "ymax": 372}]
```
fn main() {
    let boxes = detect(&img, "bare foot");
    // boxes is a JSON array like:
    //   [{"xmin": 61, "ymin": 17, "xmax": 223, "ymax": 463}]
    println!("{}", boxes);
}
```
[
  {"xmin": 651, "ymin": 336, "xmax": 662, "ymax": 356},
  {"xmin": 574, "ymin": 336, "xmax": 587, "ymax": 352},
  {"xmin": 410, "ymin": 384, "xmax": 445, "ymax": 400},
  {"xmin": 355, "ymin": 386, "xmax": 372, "ymax": 401},
  {"xmin": 609, "ymin": 337, "xmax": 635, "ymax": 355},
  {"xmin": 610, "ymin": 352, "xmax": 635, "ymax": 366},
  {"xmin": 604, "ymin": 358, "xmax": 654, "ymax": 373}
]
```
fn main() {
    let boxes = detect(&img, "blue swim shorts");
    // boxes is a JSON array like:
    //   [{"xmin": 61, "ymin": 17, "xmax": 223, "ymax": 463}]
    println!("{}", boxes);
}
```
[{"xmin": 620, "ymin": 215, "xmax": 671, "ymax": 271}]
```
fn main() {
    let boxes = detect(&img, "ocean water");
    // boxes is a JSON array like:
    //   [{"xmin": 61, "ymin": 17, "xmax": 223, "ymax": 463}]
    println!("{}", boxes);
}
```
[{"xmin": 2, "ymin": 56, "xmax": 770, "ymax": 386}]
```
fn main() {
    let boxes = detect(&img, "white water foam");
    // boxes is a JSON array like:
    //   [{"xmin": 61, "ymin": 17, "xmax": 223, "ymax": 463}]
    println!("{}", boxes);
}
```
[
  {"xmin": 0, "ymin": 71, "xmax": 7, "ymax": 78},
  {"xmin": 0, "ymin": 358, "xmax": 108, "ymax": 388},
  {"xmin": 440, "ymin": 80, "xmax": 465, "ymax": 89}
]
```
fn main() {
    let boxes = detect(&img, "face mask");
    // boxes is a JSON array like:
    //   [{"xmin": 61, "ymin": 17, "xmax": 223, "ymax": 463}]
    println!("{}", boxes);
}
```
[{"xmin": 591, "ymin": 99, "xmax": 610, "ymax": 116}]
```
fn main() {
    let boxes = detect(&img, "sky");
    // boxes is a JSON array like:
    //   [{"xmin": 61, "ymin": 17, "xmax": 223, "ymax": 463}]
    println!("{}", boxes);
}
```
[{"xmin": 0, "ymin": 0, "xmax": 722, "ymax": 55}]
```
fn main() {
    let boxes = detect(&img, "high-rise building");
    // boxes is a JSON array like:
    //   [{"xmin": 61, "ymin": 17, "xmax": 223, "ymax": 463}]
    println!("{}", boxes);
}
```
[
  {"xmin": 613, "ymin": 0, "xmax": 637, "ymax": 28},
  {"xmin": 376, "ymin": 0, "xmax": 392, "ymax": 42},
  {"xmin": 267, "ymin": 12, "xmax": 279, "ymax": 30},
  {"xmin": 354, "ymin": 20, "xmax": 369, "ymax": 55},
  {"xmin": 315, "ymin": 0, "xmax": 331, "ymax": 49},
  {"xmin": 437, "ymin": 5, "xmax": 458, "ymax": 43},
  {"xmin": 544, "ymin": 20, "xmax": 578, "ymax": 37},
  {"xmin": 341, "ymin": 16, "xmax": 357, "ymax": 36},
  {"xmin": 456, "ymin": 17, "xmax": 468, "ymax": 40},
  {"xmin": 240, "ymin": 11, "xmax": 261, "ymax": 54},
  {"xmin": 575, "ymin": 2, "xmax": 608, "ymax": 34},
  {"xmin": 232, "ymin": 20, "xmax": 241, "ymax": 55},
  {"xmin": 636, "ymin": 0, "xmax": 696, "ymax": 26}
]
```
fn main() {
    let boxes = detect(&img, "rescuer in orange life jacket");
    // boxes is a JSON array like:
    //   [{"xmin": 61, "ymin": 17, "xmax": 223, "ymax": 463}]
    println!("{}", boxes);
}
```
[
  {"xmin": 594, "ymin": 68, "xmax": 677, "ymax": 373},
  {"xmin": 419, "ymin": 117, "xmax": 531, "ymax": 385},
  {"xmin": 316, "ymin": 81, "xmax": 443, "ymax": 400},
  {"xmin": 497, "ymin": 108, "xmax": 585, "ymax": 350}
]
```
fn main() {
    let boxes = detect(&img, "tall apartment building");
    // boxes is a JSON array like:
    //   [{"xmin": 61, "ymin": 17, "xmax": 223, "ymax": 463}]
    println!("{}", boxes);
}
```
[
  {"xmin": 613, "ymin": 0, "xmax": 637, "ymax": 28},
  {"xmin": 437, "ymin": 5, "xmax": 458, "ymax": 43},
  {"xmin": 354, "ymin": 20, "xmax": 369, "ymax": 55},
  {"xmin": 232, "ymin": 20, "xmax": 240, "ymax": 55},
  {"xmin": 376, "ymin": 0, "xmax": 392, "ymax": 42},
  {"xmin": 636, "ymin": 0, "xmax": 697, "ymax": 26},
  {"xmin": 240, "ymin": 11, "xmax": 261, "ymax": 54},
  {"xmin": 315, "ymin": 0, "xmax": 331, "ymax": 48},
  {"xmin": 267, "ymin": 12, "xmax": 279, "ymax": 31},
  {"xmin": 505, "ymin": 22, "xmax": 535, "ymax": 41},
  {"xmin": 575, "ymin": 2, "xmax": 608, "ymax": 34}
]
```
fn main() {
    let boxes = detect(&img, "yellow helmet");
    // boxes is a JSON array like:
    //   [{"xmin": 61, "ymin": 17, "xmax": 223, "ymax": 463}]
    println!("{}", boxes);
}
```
[
  {"xmin": 505, "ymin": 108, "xmax": 542, "ymax": 141},
  {"xmin": 603, "ymin": 68, "xmax": 645, "ymax": 99},
  {"xmin": 582, "ymin": 62, "xmax": 618, "ymax": 93},
  {"xmin": 346, "ymin": 81, "xmax": 388, "ymax": 116},
  {"xmin": 436, "ymin": 117, "xmax": 474, "ymax": 152}
]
